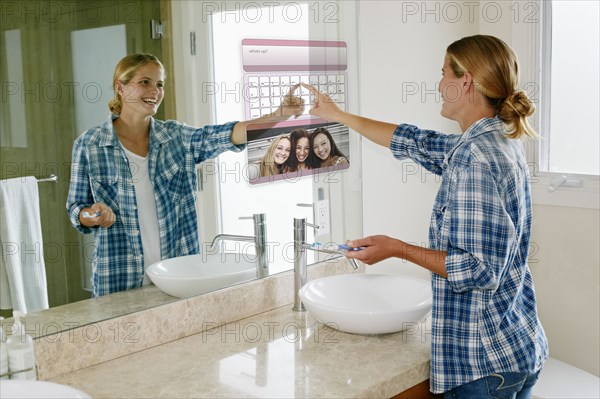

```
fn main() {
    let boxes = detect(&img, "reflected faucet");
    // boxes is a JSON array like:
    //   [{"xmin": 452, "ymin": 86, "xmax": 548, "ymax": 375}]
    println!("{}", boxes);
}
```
[
  {"xmin": 293, "ymin": 217, "xmax": 359, "ymax": 312},
  {"xmin": 210, "ymin": 213, "xmax": 269, "ymax": 278}
]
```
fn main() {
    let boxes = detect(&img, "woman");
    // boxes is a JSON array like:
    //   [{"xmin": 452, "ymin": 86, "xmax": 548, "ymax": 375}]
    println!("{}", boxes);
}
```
[
  {"xmin": 256, "ymin": 135, "xmax": 292, "ymax": 177},
  {"xmin": 67, "ymin": 54, "xmax": 303, "ymax": 297},
  {"xmin": 303, "ymin": 35, "xmax": 548, "ymax": 397},
  {"xmin": 307, "ymin": 127, "xmax": 348, "ymax": 168},
  {"xmin": 282, "ymin": 129, "xmax": 311, "ymax": 175}
]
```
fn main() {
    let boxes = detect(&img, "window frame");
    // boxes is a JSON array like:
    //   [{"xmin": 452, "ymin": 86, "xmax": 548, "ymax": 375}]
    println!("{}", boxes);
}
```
[{"xmin": 516, "ymin": 0, "xmax": 599, "ymax": 210}]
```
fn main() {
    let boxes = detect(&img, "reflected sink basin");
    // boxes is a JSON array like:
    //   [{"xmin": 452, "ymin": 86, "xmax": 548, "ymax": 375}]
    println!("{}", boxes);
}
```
[
  {"xmin": 0, "ymin": 380, "xmax": 91, "ymax": 398},
  {"xmin": 146, "ymin": 253, "xmax": 257, "ymax": 299},
  {"xmin": 299, "ymin": 274, "xmax": 432, "ymax": 335}
]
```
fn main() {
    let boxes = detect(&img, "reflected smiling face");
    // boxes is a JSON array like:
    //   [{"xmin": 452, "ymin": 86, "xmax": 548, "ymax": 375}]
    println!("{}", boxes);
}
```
[
  {"xmin": 118, "ymin": 63, "xmax": 165, "ymax": 117},
  {"xmin": 273, "ymin": 138, "xmax": 291, "ymax": 165},
  {"xmin": 295, "ymin": 137, "xmax": 310, "ymax": 163},
  {"xmin": 312, "ymin": 133, "xmax": 331, "ymax": 161}
]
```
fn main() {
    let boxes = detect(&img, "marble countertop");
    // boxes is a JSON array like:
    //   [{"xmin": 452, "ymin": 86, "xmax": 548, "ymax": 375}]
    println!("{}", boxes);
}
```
[
  {"xmin": 2, "ymin": 285, "xmax": 177, "ymax": 340},
  {"xmin": 50, "ymin": 305, "xmax": 431, "ymax": 398}
]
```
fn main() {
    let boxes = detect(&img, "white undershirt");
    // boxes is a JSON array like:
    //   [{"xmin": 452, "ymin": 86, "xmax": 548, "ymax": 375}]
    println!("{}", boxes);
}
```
[{"xmin": 122, "ymin": 147, "xmax": 161, "ymax": 285}]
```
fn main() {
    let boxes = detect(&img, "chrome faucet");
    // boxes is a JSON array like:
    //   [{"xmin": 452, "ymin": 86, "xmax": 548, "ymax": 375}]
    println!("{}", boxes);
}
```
[
  {"xmin": 210, "ymin": 213, "xmax": 269, "ymax": 278},
  {"xmin": 293, "ymin": 217, "xmax": 359, "ymax": 312}
]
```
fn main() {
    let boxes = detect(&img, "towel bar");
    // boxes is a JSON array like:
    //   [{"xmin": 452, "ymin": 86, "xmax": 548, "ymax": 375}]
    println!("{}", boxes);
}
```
[{"xmin": 36, "ymin": 174, "xmax": 58, "ymax": 183}]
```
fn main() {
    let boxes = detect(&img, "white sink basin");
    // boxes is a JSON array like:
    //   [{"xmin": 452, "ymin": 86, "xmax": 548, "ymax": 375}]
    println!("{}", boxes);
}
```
[
  {"xmin": 299, "ymin": 273, "xmax": 432, "ymax": 335},
  {"xmin": 146, "ymin": 253, "xmax": 257, "ymax": 298},
  {"xmin": 0, "ymin": 380, "xmax": 91, "ymax": 398}
]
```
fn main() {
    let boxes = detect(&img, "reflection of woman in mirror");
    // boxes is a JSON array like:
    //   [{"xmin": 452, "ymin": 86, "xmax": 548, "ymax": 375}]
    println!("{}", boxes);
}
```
[
  {"xmin": 257, "ymin": 135, "xmax": 291, "ymax": 177},
  {"xmin": 307, "ymin": 127, "xmax": 349, "ymax": 168},
  {"xmin": 282, "ymin": 129, "xmax": 311, "ymax": 174},
  {"xmin": 66, "ymin": 54, "xmax": 303, "ymax": 297}
]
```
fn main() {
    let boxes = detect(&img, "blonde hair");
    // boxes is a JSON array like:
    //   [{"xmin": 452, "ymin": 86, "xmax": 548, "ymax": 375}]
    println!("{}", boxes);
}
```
[
  {"xmin": 446, "ymin": 35, "xmax": 538, "ymax": 139},
  {"xmin": 108, "ymin": 53, "xmax": 165, "ymax": 115},
  {"xmin": 258, "ymin": 135, "xmax": 291, "ymax": 177}
]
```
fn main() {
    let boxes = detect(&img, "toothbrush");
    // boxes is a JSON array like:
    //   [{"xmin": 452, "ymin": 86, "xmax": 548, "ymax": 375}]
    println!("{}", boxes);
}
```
[
  {"xmin": 311, "ymin": 242, "xmax": 365, "ymax": 251},
  {"xmin": 82, "ymin": 211, "xmax": 101, "ymax": 218},
  {"xmin": 338, "ymin": 244, "xmax": 366, "ymax": 251}
]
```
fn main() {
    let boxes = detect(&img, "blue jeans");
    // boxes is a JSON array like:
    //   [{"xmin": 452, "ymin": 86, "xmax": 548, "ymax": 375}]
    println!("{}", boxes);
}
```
[{"xmin": 443, "ymin": 371, "xmax": 541, "ymax": 399}]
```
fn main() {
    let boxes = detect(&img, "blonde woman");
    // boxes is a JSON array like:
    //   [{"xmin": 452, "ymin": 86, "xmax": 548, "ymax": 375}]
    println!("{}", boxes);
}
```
[
  {"xmin": 67, "ymin": 53, "xmax": 303, "ymax": 297},
  {"xmin": 303, "ymin": 35, "xmax": 547, "ymax": 397},
  {"xmin": 257, "ymin": 135, "xmax": 292, "ymax": 177}
]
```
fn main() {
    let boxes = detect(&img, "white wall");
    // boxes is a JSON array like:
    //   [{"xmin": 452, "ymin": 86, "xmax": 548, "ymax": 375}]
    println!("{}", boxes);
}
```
[
  {"xmin": 358, "ymin": 0, "xmax": 600, "ymax": 377},
  {"xmin": 530, "ymin": 205, "xmax": 600, "ymax": 376},
  {"xmin": 358, "ymin": 1, "xmax": 476, "ymax": 281}
]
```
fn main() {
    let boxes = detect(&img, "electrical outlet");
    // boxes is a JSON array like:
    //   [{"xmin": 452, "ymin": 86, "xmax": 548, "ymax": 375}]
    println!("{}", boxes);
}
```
[{"xmin": 314, "ymin": 200, "xmax": 330, "ymax": 236}]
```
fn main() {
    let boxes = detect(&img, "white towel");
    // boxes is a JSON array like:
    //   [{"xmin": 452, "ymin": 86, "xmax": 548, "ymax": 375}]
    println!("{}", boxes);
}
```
[{"xmin": 0, "ymin": 176, "xmax": 49, "ymax": 313}]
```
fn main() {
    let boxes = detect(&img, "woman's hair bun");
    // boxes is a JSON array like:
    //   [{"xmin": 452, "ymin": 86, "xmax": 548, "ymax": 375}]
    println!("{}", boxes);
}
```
[
  {"xmin": 503, "ymin": 90, "xmax": 535, "ymax": 118},
  {"xmin": 497, "ymin": 90, "xmax": 537, "ymax": 139}
]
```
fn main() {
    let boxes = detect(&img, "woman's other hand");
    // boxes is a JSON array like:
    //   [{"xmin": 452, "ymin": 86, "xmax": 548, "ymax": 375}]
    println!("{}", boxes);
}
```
[
  {"xmin": 343, "ymin": 235, "xmax": 402, "ymax": 265},
  {"xmin": 346, "ymin": 235, "xmax": 448, "ymax": 277}
]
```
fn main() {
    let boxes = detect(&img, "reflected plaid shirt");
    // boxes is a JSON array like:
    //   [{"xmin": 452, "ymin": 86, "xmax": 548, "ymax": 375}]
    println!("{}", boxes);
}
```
[
  {"xmin": 67, "ymin": 116, "xmax": 242, "ymax": 297},
  {"xmin": 390, "ymin": 118, "xmax": 548, "ymax": 394}
]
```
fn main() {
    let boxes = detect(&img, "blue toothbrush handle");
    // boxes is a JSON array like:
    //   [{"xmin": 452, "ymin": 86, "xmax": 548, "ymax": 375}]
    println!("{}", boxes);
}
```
[{"xmin": 338, "ymin": 244, "xmax": 365, "ymax": 251}]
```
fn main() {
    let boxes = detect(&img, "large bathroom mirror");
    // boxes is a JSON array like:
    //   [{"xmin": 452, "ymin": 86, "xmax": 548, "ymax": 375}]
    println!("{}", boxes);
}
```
[
  {"xmin": 0, "ymin": 0, "xmax": 362, "ymax": 335},
  {"xmin": 178, "ymin": 0, "xmax": 362, "ymax": 274}
]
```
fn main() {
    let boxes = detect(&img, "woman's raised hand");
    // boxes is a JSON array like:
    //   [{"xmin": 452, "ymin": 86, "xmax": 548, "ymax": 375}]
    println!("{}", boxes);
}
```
[
  {"xmin": 300, "ymin": 83, "xmax": 345, "ymax": 122},
  {"xmin": 274, "ymin": 84, "xmax": 305, "ymax": 118},
  {"xmin": 302, "ymin": 82, "xmax": 396, "ymax": 148}
]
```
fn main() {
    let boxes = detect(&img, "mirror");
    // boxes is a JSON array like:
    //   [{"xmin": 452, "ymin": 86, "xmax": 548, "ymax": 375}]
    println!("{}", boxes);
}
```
[
  {"xmin": 0, "ymin": 0, "xmax": 362, "ymax": 335},
  {"xmin": 173, "ymin": 0, "xmax": 362, "ymax": 275},
  {"xmin": 0, "ymin": 0, "xmax": 167, "ymax": 317}
]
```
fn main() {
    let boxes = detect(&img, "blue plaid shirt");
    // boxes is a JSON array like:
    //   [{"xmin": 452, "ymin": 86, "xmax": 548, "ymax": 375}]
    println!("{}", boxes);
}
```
[
  {"xmin": 390, "ymin": 118, "xmax": 548, "ymax": 394},
  {"xmin": 67, "ymin": 115, "xmax": 243, "ymax": 297}
]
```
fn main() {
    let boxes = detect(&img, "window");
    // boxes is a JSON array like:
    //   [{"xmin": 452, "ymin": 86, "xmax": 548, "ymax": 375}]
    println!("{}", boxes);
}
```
[
  {"xmin": 518, "ymin": 0, "xmax": 599, "ymax": 209},
  {"xmin": 540, "ymin": 0, "xmax": 599, "ymax": 176}
]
